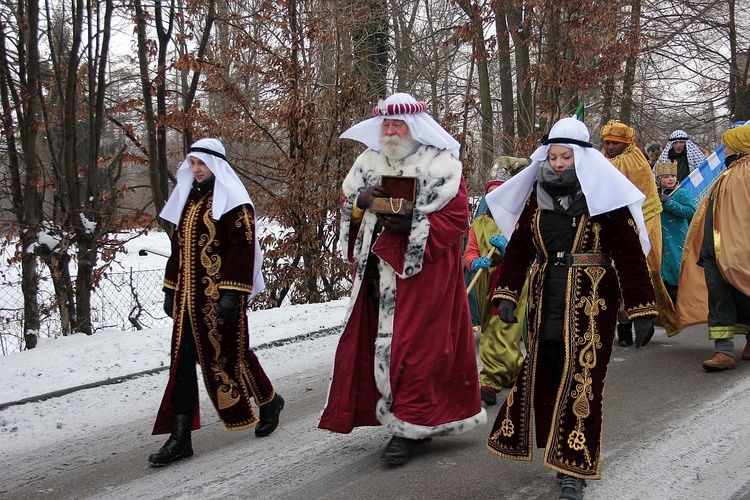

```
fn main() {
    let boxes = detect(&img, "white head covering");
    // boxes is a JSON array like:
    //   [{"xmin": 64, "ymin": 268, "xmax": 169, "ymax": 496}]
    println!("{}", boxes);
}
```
[
  {"xmin": 485, "ymin": 117, "xmax": 651, "ymax": 255},
  {"xmin": 340, "ymin": 92, "xmax": 461, "ymax": 158},
  {"xmin": 160, "ymin": 138, "xmax": 265, "ymax": 297},
  {"xmin": 656, "ymin": 129, "xmax": 706, "ymax": 172}
]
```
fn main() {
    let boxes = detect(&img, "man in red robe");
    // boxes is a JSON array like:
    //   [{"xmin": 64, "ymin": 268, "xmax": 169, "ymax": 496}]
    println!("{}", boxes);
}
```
[{"xmin": 318, "ymin": 93, "xmax": 486, "ymax": 466}]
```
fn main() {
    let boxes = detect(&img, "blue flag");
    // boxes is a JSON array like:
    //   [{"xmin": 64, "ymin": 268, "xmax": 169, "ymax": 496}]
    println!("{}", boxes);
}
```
[{"xmin": 680, "ymin": 145, "xmax": 726, "ymax": 203}]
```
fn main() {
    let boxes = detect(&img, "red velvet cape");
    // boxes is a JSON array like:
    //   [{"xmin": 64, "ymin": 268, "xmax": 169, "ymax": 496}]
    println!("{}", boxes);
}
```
[{"xmin": 319, "ymin": 180, "xmax": 483, "ymax": 436}]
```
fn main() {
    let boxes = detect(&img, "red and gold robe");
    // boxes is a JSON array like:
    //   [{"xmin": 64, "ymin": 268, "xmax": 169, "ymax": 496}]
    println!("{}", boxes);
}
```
[
  {"xmin": 319, "ymin": 145, "xmax": 485, "ymax": 438},
  {"xmin": 153, "ymin": 190, "xmax": 274, "ymax": 434},
  {"xmin": 488, "ymin": 196, "xmax": 657, "ymax": 479}
]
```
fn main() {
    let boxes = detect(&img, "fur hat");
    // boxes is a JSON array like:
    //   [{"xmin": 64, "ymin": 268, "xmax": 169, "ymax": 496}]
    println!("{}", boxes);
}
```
[{"xmin": 644, "ymin": 141, "xmax": 663, "ymax": 162}]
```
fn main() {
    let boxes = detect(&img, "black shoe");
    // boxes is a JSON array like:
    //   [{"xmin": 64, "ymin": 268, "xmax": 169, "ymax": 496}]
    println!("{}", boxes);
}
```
[
  {"xmin": 148, "ymin": 414, "xmax": 194, "ymax": 466},
  {"xmin": 559, "ymin": 474, "xmax": 586, "ymax": 500},
  {"xmin": 255, "ymin": 394, "xmax": 284, "ymax": 437},
  {"xmin": 636, "ymin": 324, "xmax": 655, "ymax": 348},
  {"xmin": 380, "ymin": 436, "xmax": 431, "ymax": 465},
  {"xmin": 617, "ymin": 323, "xmax": 633, "ymax": 347},
  {"xmin": 481, "ymin": 386, "xmax": 498, "ymax": 406}
]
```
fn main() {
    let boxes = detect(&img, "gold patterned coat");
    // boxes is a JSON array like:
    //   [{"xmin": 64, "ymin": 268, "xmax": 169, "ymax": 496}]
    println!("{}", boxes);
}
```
[
  {"xmin": 153, "ymin": 187, "xmax": 274, "ymax": 434},
  {"xmin": 606, "ymin": 143, "xmax": 679, "ymax": 336},
  {"xmin": 488, "ymin": 196, "xmax": 657, "ymax": 479}
]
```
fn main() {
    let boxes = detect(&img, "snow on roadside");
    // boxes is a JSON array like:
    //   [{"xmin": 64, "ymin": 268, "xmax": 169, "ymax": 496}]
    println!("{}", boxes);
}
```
[{"xmin": 0, "ymin": 298, "xmax": 348, "ymax": 405}]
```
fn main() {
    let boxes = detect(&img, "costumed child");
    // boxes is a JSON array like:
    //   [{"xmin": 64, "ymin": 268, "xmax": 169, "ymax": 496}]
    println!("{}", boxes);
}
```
[
  {"xmin": 655, "ymin": 160, "xmax": 696, "ymax": 304},
  {"xmin": 464, "ymin": 166, "xmax": 528, "ymax": 406}
]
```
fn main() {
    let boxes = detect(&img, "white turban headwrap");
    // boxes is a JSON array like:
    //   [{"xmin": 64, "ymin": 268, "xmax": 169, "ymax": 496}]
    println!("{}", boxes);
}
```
[
  {"xmin": 160, "ymin": 138, "xmax": 265, "ymax": 297},
  {"xmin": 485, "ymin": 117, "xmax": 651, "ymax": 255},
  {"xmin": 340, "ymin": 92, "xmax": 461, "ymax": 158}
]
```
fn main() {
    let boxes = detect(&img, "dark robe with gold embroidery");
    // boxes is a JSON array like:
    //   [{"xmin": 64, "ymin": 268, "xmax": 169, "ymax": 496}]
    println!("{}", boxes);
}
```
[
  {"xmin": 488, "ymin": 195, "xmax": 657, "ymax": 479},
  {"xmin": 153, "ymin": 187, "xmax": 274, "ymax": 434}
]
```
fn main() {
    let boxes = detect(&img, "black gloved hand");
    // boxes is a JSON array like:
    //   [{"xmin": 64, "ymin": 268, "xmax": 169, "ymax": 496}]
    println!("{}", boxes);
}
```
[
  {"xmin": 659, "ymin": 193, "xmax": 670, "ymax": 203},
  {"xmin": 356, "ymin": 185, "xmax": 389, "ymax": 210},
  {"xmin": 497, "ymin": 299, "xmax": 518, "ymax": 323},
  {"xmin": 217, "ymin": 291, "xmax": 242, "ymax": 324},
  {"xmin": 163, "ymin": 289, "xmax": 175, "ymax": 318},
  {"xmin": 634, "ymin": 316, "xmax": 655, "ymax": 348},
  {"xmin": 376, "ymin": 213, "xmax": 412, "ymax": 235}
]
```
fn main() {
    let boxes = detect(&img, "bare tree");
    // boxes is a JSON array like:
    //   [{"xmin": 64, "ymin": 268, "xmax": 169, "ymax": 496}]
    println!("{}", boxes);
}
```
[{"xmin": 0, "ymin": 0, "xmax": 44, "ymax": 348}]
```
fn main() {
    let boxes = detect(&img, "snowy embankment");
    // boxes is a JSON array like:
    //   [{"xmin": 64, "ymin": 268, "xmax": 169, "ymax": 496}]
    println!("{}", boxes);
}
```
[{"xmin": 0, "ymin": 298, "xmax": 349, "ymax": 458}]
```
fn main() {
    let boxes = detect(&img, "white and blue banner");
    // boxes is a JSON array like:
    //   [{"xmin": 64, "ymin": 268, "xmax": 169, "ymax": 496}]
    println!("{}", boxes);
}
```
[{"xmin": 680, "ymin": 145, "xmax": 726, "ymax": 203}]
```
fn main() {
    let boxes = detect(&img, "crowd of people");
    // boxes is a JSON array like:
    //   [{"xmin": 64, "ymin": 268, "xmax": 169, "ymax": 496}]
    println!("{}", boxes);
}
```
[{"xmin": 151, "ymin": 92, "xmax": 749, "ymax": 500}]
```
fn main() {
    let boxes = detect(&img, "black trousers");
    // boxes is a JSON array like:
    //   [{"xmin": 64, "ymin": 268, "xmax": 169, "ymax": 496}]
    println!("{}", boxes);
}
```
[
  {"xmin": 172, "ymin": 325, "xmax": 198, "ymax": 417},
  {"xmin": 704, "ymin": 257, "xmax": 750, "ymax": 335},
  {"xmin": 534, "ymin": 339, "xmax": 565, "ymax": 448}
]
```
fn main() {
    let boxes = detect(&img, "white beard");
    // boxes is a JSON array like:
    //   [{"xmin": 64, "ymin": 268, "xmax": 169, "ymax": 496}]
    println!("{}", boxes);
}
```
[{"xmin": 379, "ymin": 135, "xmax": 421, "ymax": 161}]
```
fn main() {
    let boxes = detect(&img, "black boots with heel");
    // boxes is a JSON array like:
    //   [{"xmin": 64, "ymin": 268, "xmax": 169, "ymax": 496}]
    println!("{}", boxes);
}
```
[
  {"xmin": 148, "ymin": 414, "xmax": 194, "ymax": 466},
  {"xmin": 255, "ymin": 393, "xmax": 284, "ymax": 437}
]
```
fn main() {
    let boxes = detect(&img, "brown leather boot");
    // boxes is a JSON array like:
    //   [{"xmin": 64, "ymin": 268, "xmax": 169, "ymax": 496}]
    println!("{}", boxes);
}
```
[{"xmin": 702, "ymin": 352, "xmax": 736, "ymax": 372}]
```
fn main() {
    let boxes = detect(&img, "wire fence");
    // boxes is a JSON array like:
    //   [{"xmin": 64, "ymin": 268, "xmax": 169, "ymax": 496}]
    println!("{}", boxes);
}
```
[{"xmin": 0, "ymin": 268, "xmax": 170, "ymax": 356}]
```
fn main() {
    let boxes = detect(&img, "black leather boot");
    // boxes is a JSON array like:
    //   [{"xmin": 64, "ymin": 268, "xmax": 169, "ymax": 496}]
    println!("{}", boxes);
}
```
[
  {"xmin": 255, "ymin": 394, "xmax": 284, "ymax": 437},
  {"xmin": 559, "ymin": 474, "xmax": 586, "ymax": 500},
  {"xmin": 380, "ymin": 436, "xmax": 432, "ymax": 465},
  {"xmin": 148, "ymin": 414, "xmax": 194, "ymax": 466},
  {"xmin": 617, "ymin": 322, "xmax": 633, "ymax": 347}
]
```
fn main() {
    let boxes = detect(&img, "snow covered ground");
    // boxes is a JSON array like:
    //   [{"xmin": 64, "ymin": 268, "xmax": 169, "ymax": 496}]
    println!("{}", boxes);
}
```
[
  {"xmin": 3, "ymin": 233, "xmax": 750, "ymax": 499},
  {"xmin": 0, "ymin": 296, "xmax": 348, "ymax": 453}
]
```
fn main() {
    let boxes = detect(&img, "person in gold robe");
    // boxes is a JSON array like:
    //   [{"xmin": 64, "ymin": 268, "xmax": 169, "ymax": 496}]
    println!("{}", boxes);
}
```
[
  {"xmin": 675, "ymin": 122, "xmax": 750, "ymax": 371},
  {"xmin": 600, "ymin": 120, "xmax": 680, "ymax": 344},
  {"xmin": 148, "ymin": 138, "xmax": 284, "ymax": 466}
]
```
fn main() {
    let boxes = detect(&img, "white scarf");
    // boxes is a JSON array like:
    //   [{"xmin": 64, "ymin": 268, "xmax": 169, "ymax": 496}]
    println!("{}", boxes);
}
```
[
  {"xmin": 485, "ymin": 117, "xmax": 651, "ymax": 256},
  {"xmin": 160, "ymin": 138, "xmax": 265, "ymax": 298},
  {"xmin": 340, "ymin": 93, "xmax": 461, "ymax": 158}
]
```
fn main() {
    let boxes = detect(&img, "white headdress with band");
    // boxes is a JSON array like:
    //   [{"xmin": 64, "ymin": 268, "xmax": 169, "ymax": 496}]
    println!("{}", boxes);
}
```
[
  {"xmin": 340, "ymin": 92, "xmax": 461, "ymax": 158},
  {"xmin": 160, "ymin": 138, "xmax": 265, "ymax": 297},
  {"xmin": 656, "ymin": 129, "xmax": 706, "ymax": 173},
  {"xmin": 485, "ymin": 117, "xmax": 651, "ymax": 255}
]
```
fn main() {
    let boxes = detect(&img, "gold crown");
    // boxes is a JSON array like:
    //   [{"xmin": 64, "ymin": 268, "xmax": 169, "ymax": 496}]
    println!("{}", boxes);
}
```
[
  {"xmin": 655, "ymin": 160, "xmax": 677, "ymax": 177},
  {"xmin": 600, "ymin": 120, "xmax": 635, "ymax": 143}
]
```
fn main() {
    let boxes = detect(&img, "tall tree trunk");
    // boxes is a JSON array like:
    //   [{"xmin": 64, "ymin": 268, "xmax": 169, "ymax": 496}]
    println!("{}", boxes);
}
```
[
  {"xmin": 39, "ymin": 248, "xmax": 74, "ymax": 336},
  {"xmin": 619, "ymin": 0, "xmax": 641, "ymax": 124},
  {"xmin": 728, "ymin": 0, "xmax": 750, "ymax": 122},
  {"xmin": 19, "ymin": 0, "xmax": 44, "ymax": 349},
  {"xmin": 493, "ymin": 1, "xmax": 515, "ymax": 154},
  {"xmin": 75, "ymin": 243, "xmax": 95, "ymax": 335},
  {"xmin": 538, "ymin": 8, "xmax": 561, "ymax": 134},
  {"xmin": 352, "ymin": 0, "xmax": 388, "ymax": 100},
  {"xmin": 457, "ymin": 0, "xmax": 493, "ymax": 169},
  {"xmin": 134, "ymin": 0, "xmax": 169, "ymax": 232},
  {"xmin": 506, "ymin": 1, "xmax": 532, "ymax": 142},
  {"xmin": 601, "ymin": 76, "xmax": 615, "ymax": 137}
]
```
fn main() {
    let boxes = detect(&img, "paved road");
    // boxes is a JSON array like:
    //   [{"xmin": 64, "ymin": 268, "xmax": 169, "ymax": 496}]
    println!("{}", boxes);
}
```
[{"xmin": 4, "ymin": 324, "xmax": 750, "ymax": 499}]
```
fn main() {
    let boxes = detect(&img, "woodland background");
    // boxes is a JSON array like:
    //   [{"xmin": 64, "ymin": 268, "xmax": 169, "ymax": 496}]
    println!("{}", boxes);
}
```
[{"xmin": 0, "ymin": 0, "xmax": 748, "ymax": 352}]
